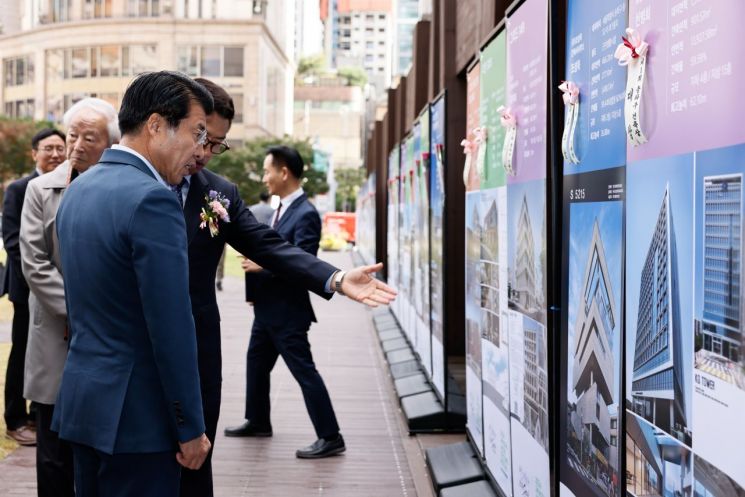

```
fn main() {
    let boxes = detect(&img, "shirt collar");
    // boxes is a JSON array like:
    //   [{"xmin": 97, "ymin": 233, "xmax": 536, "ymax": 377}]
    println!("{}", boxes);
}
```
[
  {"xmin": 111, "ymin": 144, "xmax": 168, "ymax": 189},
  {"xmin": 279, "ymin": 187, "xmax": 304, "ymax": 208}
]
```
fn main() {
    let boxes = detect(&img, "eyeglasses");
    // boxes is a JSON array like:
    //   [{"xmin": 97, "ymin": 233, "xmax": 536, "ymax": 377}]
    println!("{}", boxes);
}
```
[
  {"xmin": 39, "ymin": 146, "xmax": 66, "ymax": 154},
  {"xmin": 196, "ymin": 128, "xmax": 209, "ymax": 146},
  {"xmin": 204, "ymin": 139, "xmax": 230, "ymax": 155}
]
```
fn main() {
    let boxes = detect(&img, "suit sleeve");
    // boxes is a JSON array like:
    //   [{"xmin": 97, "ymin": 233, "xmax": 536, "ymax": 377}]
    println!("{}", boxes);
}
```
[
  {"xmin": 130, "ymin": 188, "xmax": 205, "ymax": 442},
  {"xmin": 20, "ymin": 181, "xmax": 67, "ymax": 319},
  {"xmin": 224, "ymin": 183, "xmax": 336, "ymax": 299},
  {"xmin": 2, "ymin": 180, "xmax": 25, "ymax": 284}
]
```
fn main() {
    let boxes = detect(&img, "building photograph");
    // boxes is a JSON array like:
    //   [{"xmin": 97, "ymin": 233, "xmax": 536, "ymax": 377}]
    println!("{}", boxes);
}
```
[
  {"xmin": 466, "ymin": 191, "xmax": 482, "ymax": 373},
  {"xmin": 694, "ymin": 143, "xmax": 745, "ymax": 390},
  {"xmin": 565, "ymin": 205, "xmax": 622, "ymax": 497},
  {"xmin": 626, "ymin": 154, "xmax": 695, "ymax": 445},
  {"xmin": 480, "ymin": 188, "xmax": 500, "ymax": 346},
  {"xmin": 628, "ymin": 186, "xmax": 691, "ymax": 445},
  {"xmin": 694, "ymin": 454, "xmax": 745, "ymax": 497},
  {"xmin": 507, "ymin": 179, "xmax": 546, "ymax": 325},
  {"xmin": 625, "ymin": 413, "xmax": 692, "ymax": 497}
]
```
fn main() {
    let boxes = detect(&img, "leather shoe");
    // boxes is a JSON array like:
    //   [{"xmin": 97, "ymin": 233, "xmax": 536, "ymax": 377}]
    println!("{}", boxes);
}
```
[
  {"xmin": 224, "ymin": 420, "xmax": 272, "ymax": 437},
  {"xmin": 296, "ymin": 434, "xmax": 345, "ymax": 459},
  {"xmin": 6, "ymin": 426, "xmax": 36, "ymax": 446}
]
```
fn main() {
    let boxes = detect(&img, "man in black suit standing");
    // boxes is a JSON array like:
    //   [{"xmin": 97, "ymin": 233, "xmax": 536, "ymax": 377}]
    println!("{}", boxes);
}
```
[
  {"xmin": 179, "ymin": 79, "xmax": 395, "ymax": 497},
  {"xmin": 224, "ymin": 146, "xmax": 344, "ymax": 459},
  {"xmin": 1, "ymin": 128, "xmax": 66, "ymax": 446}
]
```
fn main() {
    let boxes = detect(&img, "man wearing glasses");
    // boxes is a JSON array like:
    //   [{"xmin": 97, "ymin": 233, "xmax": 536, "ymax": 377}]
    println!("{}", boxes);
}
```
[{"xmin": 180, "ymin": 79, "xmax": 395, "ymax": 497}]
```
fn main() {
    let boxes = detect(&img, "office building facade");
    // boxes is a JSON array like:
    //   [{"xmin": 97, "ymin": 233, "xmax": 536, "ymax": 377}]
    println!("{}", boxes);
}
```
[{"xmin": 631, "ymin": 187, "xmax": 687, "ymax": 439}]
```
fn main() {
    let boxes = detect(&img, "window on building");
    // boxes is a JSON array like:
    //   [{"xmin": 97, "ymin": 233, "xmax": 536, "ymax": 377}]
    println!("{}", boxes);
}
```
[
  {"xmin": 100, "ymin": 45, "xmax": 120, "ymax": 77},
  {"xmin": 83, "ymin": 0, "xmax": 113, "ymax": 19},
  {"xmin": 223, "ymin": 47, "xmax": 243, "ymax": 77},
  {"xmin": 128, "ymin": 0, "xmax": 161, "ymax": 16},
  {"xmin": 378, "ymin": 14, "xmax": 386, "ymax": 20},
  {"xmin": 176, "ymin": 46, "xmax": 245, "ymax": 77},
  {"xmin": 366, "ymin": 41, "xmax": 374, "ymax": 50},
  {"xmin": 72, "ymin": 48, "xmax": 89, "ymax": 78},
  {"xmin": 200, "ymin": 46, "xmax": 220, "ymax": 77},
  {"xmin": 51, "ymin": 0, "xmax": 73, "ymax": 22},
  {"xmin": 45, "ymin": 45, "xmax": 157, "ymax": 81},
  {"xmin": 3, "ymin": 99, "xmax": 35, "ymax": 118},
  {"xmin": 3, "ymin": 55, "xmax": 35, "ymax": 87},
  {"xmin": 365, "ymin": 14, "xmax": 374, "ymax": 21},
  {"xmin": 130, "ymin": 45, "xmax": 158, "ymax": 75},
  {"xmin": 232, "ymin": 93, "xmax": 243, "ymax": 123}
]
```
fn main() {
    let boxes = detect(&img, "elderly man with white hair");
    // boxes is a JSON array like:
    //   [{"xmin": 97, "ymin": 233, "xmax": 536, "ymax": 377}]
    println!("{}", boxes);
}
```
[{"xmin": 20, "ymin": 97, "xmax": 119, "ymax": 497}]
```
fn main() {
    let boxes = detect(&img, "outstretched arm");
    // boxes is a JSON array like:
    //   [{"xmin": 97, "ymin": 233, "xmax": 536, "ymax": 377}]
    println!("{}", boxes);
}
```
[{"xmin": 336, "ymin": 262, "xmax": 397, "ymax": 307}]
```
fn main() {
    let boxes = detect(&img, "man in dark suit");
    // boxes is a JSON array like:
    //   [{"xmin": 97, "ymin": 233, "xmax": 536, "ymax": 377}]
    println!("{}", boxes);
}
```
[
  {"xmin": 224, "ymin": 146, "xmax": 344, "ymax": 459},
  {"xmin": 179, "ymin": 79, "xmax": 396, "ymax": 497},
  {"xmin": 1, "ymin": 128, "xmax": 66, "ymax": 447},
  {"xmin": 53, "ymin": 71, "xmax": 212, "ymax": 497}
]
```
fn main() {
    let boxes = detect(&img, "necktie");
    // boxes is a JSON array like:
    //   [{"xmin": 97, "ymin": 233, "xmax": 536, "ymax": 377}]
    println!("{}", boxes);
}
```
[
  {"xmin": 171, "ymin": 178, "xmax": 187, "ymax": 208},
  {"xmin": 272, "ymin": 202, "xmax": 282, "ymax": 228}
]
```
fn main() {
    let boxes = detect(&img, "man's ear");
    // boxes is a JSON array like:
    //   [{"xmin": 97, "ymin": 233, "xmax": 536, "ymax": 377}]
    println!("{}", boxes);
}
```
[
  {"xmin": 146, "ymin": 113, "xmax": 162, "ymax": 138},
  {"xmin": 31, "ymin": 149, "xmax": 39, "ymax": 163}
]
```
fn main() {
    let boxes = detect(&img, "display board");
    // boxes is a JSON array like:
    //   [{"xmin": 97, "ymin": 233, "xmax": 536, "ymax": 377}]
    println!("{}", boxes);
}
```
[
  {"xmin": 388, "ymin": 145, "xmax": 401, "ymax": 318},
  {"xmin": 355, "ymin": 173, "xmax": 376, "ymax": 266},
  {"xmin": 465, "ymin": 60, "xmax": 484, "ymax": 456},
  {"xmin": 504, "ymin": 1, "xmax": 550, "ymax": 496},
  {"xmin": 625, "ymin": 1, "xmax": 745, "ymax": 495},
  {"xmin": 430, "ymin": 94, "xmax": 447, "ymax": 400},
  {"xmin": 559, "ymin": 2, "xmax": 626, "ymax": 497},
  {"xmin": 478, "ymin": 29, "xmax": 512, "ymax": 495},
  {"xmin": 415, "ymin": 108, "xmax": 432, "ymax": 377},
  {"xmin": 400, "ymin": 135, "xmax": 416, "ymax": 346}
]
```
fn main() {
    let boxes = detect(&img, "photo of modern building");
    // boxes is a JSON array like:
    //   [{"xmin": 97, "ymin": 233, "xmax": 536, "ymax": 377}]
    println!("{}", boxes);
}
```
[
  {"xmin": 466, "ymin": 192, "xmax": 482, "ymax": 373},
  {"xmin": 480, "ymin": 190, "xmax": 500, "ymax": 346},
  {"xmin": 695, "ymin": 172, "xmax": 745, "ymax": 389},
  {"xmin": 630, "ymin": 187, "xmax": 690, "ymax": 444},
  {"xmin": 508, "ymin": 180, "xmax": 546, "ymax": 325},
  {"xmin": 694, "ymin": 454, "xmax": 745, "ymax": 497},
  {"xmin": 521, "ymin": 314, "xmax": 548, "ymax": 451},
  {"xmin": 625, "ymin": 413, "xmax": 692, "ymax": 497},
  {"xmin": 566, "ymin": 215, "xmax": 621, "ymax": 497}
]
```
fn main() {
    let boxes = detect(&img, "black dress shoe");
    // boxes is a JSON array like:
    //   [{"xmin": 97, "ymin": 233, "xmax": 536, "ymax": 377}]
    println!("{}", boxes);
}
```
[
  {"xmin": 224, "ymin": 420, "xmax": 272, "ymax": 437},
  {"xmin": 296, "ymin": 434, "xmax": 346, "ymax": 459}
]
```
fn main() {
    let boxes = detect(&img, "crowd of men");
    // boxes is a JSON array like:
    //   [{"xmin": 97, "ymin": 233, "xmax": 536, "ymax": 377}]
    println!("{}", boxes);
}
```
[{"xmin": 1, "ymin": 72, "xmax": 395, "ymax": 497}]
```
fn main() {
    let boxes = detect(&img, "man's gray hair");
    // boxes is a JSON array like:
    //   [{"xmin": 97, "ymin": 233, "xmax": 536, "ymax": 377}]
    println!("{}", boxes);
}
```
[{"xmin": 62, "ymin": 97, "xmax": 121, "ymax": 145}]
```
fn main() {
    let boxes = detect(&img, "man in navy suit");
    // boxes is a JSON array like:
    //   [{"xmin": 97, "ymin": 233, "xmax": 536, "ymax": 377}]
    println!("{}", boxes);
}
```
[
  {"xmin": 179, "ymin": 79, "xmax": 397, "ymax": 496},
  {"xmin": 224, "ymin": 146, "xmax": 344, "ymax": 459},
  {"xmin": 54, "ymin": 71, "xmax": 213, "ymax": 497}
]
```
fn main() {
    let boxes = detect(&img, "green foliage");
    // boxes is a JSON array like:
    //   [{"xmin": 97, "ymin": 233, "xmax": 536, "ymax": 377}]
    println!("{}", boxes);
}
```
[
  {"xmin": 337, "ymin": 66, "xmax": 368, "ymax": 87},
  {"xmin": 0, "ymin": 117, "xmax": 57, "ymax": 183},
  {"xmin": 334, "ymin": 167, "xmax": 366, "ymax": 212},
  {"xmin": 296, "ymin": 54, "xmax": 326, "ymax": 79},
  {"xmin": 208, "ymin": 135, "xmax": 329, "ymax": 205}
]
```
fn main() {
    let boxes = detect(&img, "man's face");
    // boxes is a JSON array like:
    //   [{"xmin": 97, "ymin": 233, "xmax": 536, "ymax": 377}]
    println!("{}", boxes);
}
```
[
  {"xmin": 152, "ymin": 101, "xmax": 206, "ymax": 185},
  {"xmin": 32, "ymin": 134, "xmax": 66, "ymax": 174},
  {"xmin": 262, "ymin": 155, "xmax": 286, "ymax": 196},
  {"xmin": 66, "ymin": 109, "xmax": 110, "ymax": 173},
  {"xmin": 190, "ymin": 113, "xmax": 231, "ymax": 174}
]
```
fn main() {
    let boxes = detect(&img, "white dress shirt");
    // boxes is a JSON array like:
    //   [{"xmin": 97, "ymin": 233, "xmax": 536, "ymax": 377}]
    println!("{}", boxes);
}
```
[{"xmin": 271, "ymin": 187, "xmax": 304, "ymax": 227}]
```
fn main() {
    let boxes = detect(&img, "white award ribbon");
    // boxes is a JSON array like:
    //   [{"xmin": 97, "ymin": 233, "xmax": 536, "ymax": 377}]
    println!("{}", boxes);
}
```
[
  {"xmin": 614, "ymin": 28, "xmax": 649, "ymax": 147},
  {"xmin": 497, "ymin": 106, "xmax": 517, "ymax": 176},
  {"xmin": 461, "ymin": 134, "xmax": 478, "ymax": 188},
  {"xmin": 558, "ymin": 81, "xmax": 580, "ymax": 164},
  {"xmin": 473, "ymin": 127, "xmax": 488, "ymax": 179}
]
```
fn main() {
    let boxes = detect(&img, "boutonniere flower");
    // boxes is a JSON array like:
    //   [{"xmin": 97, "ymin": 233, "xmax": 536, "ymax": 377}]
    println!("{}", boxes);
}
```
[{"xmin": 200, "ymin": 190, "xmax": 231, "ymax": 237}]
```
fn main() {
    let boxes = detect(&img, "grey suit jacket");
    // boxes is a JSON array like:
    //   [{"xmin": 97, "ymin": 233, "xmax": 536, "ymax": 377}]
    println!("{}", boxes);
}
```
[{"xmin": 20, "ymin": 161, "xmax": 70, "ymax": 404}]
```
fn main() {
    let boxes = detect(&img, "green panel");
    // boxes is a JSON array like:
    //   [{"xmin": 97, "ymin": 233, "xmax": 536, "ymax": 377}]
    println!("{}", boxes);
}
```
[{"xmin": 479, "ymin": 30, "xmax": 507, "ymax": 189}]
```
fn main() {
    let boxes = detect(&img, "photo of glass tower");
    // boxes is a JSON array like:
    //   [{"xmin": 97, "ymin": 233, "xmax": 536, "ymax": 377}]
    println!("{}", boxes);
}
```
[
  {"xmin": 631, "ymin": 187, "xmax": 689, "ymax": 443},
  {"xmin": 568, "ymin": 219, "xmax": 618, "ymax": 495},
  {"xmin": 695, "ymin": 173, "xmax": 745, "ymax": 389}
]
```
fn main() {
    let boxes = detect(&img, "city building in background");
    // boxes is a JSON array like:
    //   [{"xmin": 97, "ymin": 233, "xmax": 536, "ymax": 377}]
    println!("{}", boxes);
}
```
[
  {"xmin": 700, "ymin": 174, "xmax": 743, "ymax": 367},
  {"xmin": 293, "ymin": 77, "xmax": 364, "ymax": 171},
  {"xmin": 631, "ymin": 187, "xmax": 688, "ymax": 441},
  {"xmin": 523, "ymin": 317, "xmax": 548, "ymax": 450},
  {"xmin": 391, "ymin": 0, "xmax": 419, "ymax": 75},
  {"xmin": 570, "ymin": 220, "xmax": 617, "ymax": 487},
  {"xmin": 294, "ymin": 0, "xmax": 323, "ymax": 60},
  {"xmin": 0, "ymin": 0, "xmax": 296, "ymax": 143}
]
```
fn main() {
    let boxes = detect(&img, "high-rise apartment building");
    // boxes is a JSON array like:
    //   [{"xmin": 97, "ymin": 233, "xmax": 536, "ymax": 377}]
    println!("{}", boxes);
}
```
[
  {"xmin": 512, "ymin": 194, "xmax": 537, "ymax": 313},
  {"xmin": 0, "ymin": 0, "xmax": 295, "ymax": 141},
  {"xmin": 701, "ymin": 174, "xmax": 743, "ymax": 365},
  {"xmin": 631, "ymin": 187, "xmax": 687, "ymax": 438},
  {"xmin": 571, "ymin": 220, "xmax": 616, "ymax": 480},
  {"xmin": 294, "ymin": 0, "xmax": 323, "ymax": 60}
]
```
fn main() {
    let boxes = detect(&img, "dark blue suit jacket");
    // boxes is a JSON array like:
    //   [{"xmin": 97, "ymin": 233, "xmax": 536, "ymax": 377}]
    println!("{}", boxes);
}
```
[
  {"xmin": 1, "ymin": 171, "xmax": 38, "ymax": 302},
  {"xmin": 53, "ymin": 149, "xmax": 204, "ymax": 454},
  {"xmin": 184, "ymin": 170, "xmax": 336, "ymax": 390},
  {"xmin": 245, "ymin": 193, "xmax": 321, "ymax": 328}
]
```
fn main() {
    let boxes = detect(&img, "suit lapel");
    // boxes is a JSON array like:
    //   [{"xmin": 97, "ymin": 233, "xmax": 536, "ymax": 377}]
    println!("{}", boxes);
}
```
[
  {"xmin": 184, "ymin": 171, "xmax": 208, "ymax": 244},
  {"xmin": 275, "ymin": 193, "xmax": 306, "ymax": 232}
]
